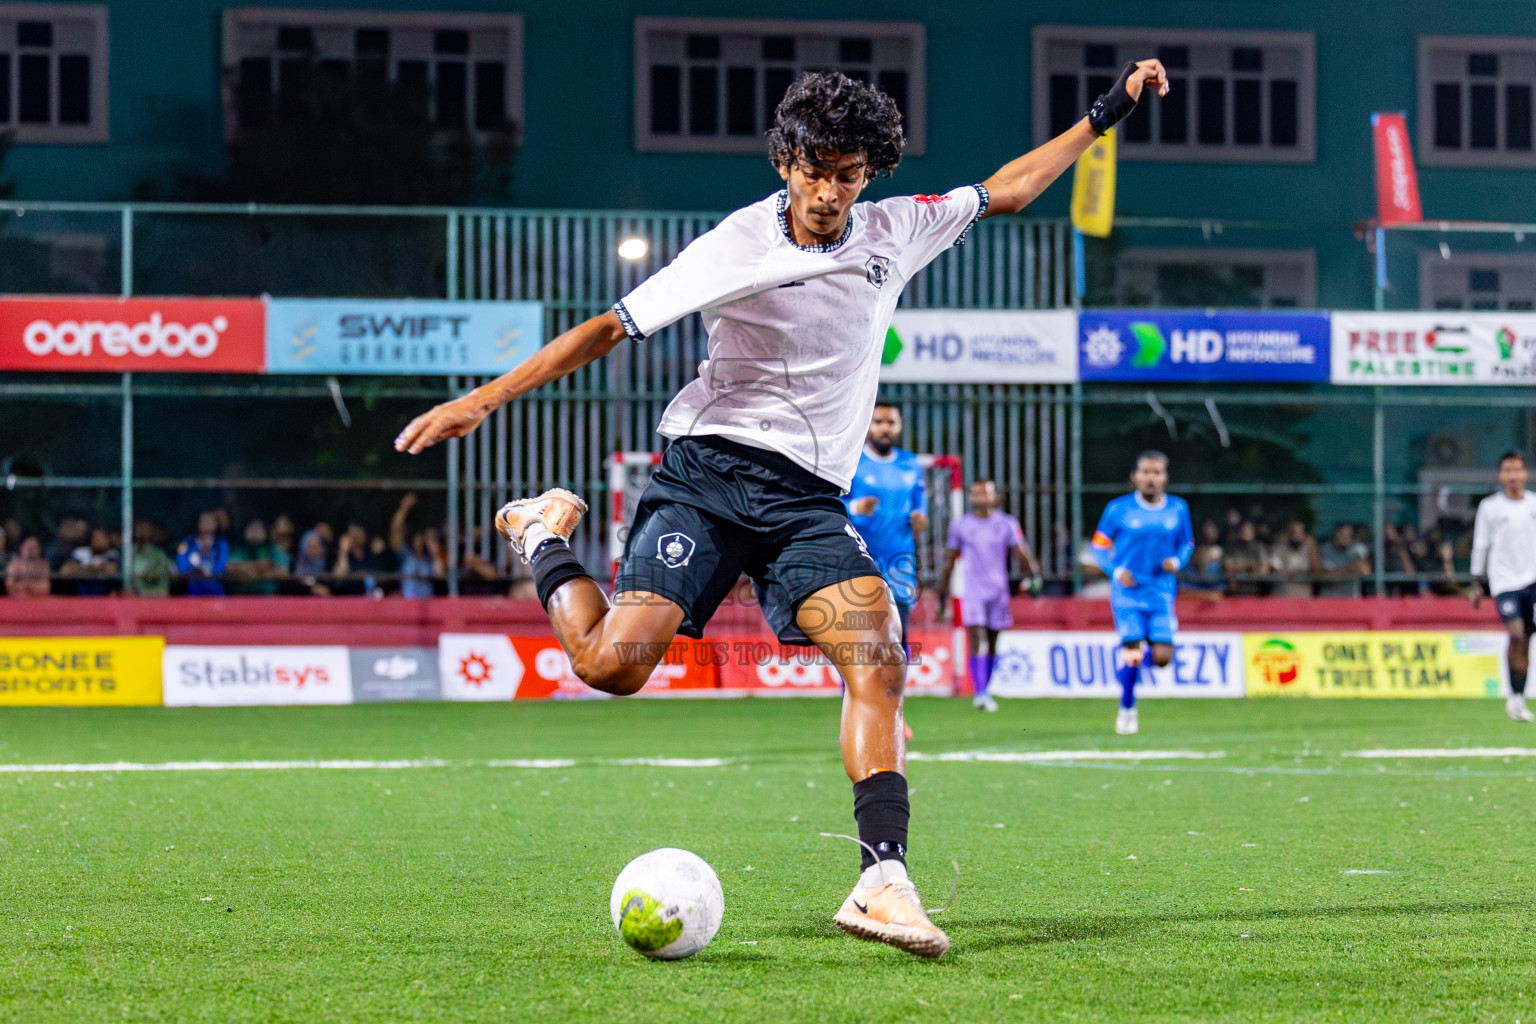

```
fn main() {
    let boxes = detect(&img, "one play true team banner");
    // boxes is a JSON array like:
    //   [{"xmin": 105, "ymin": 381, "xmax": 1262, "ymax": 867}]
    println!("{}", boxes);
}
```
[
  {"xmin": 265, "ymin": 299, "xmax": 544, "ymax": 375},
  {"xmin": 1244, "ymin": 632, "xmax": 1507, "ymax": 698},
  {"xmin": 1330, "ymin": 312, "xmax": 1536, "ymax": 385},
  {"xmin": 1079, "ymin": 310, "xmax": 1331, "ymax": 382}
]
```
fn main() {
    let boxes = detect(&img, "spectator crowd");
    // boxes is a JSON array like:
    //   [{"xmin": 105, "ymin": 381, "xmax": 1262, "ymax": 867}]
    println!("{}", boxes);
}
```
[{"xmin": 0, "ymin": 494, "xmax": 530, "ymax": 599}]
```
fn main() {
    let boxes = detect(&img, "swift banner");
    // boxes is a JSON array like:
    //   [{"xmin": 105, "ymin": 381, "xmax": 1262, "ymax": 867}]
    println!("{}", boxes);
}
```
[
  {"xmin": 882, "ymin": 310, "xmax": 1077, "ymax": 383},
  {"xmin": 1371, "ymin": 112, "xmax": 1422, "ymax": 225},
  {"xmin": 0, "ymin": 637, "xmax": 164, "ymax": 706},
  {"xmin": 1331, "ymin": 312, "xmax": 1536, "ymax": 384},
  {"xmin": 989, "ymin": 631, "xmax": 1246, "ymax": 698},
  {"xmin": 1079, "ymin": 310, "xmax": 1330, "ymax": 382},
  {"xmin": 1244, "ymin": 632, "xmax": 1507, "ymax": 697},
  {"xmin": 0, "ymin": 298, "xmax": 266, "ymax": 372},
  {"xmin": 265, "ymin": 299, "xmax": 544, "ymax": 375}
]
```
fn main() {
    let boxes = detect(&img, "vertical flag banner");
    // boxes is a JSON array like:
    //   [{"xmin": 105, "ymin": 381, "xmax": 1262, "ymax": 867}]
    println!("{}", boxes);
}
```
[
  {"xmin": 1070, "ymin": 128, "xmax": 1117, "ymax": 238},
  {"xmin": 1371, "ymin": 112, "xmax": 1423, "ymax": 225}
]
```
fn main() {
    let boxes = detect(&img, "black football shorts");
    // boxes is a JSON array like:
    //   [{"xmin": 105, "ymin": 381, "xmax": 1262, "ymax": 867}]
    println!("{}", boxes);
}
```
[
  {"xmin": 1495, "ymin": 580, "xmax": 1536, "ymax": 631},
  {"xmin": 615, "ymin": 435, "xmax": 884, "ymax": 645}
]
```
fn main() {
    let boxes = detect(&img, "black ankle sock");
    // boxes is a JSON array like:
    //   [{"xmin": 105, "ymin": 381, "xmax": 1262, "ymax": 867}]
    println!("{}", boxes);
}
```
[
  {"xmin": 529, "ymin": 539, "xmax": 591, "ymax": 608},
  {"xmin": 852, "ymin": 771, "xmax": 909, "ymax": 871},
  {"xmin": 1513, "ymin": 667, "xmax": 1528, "ymax": 696}
]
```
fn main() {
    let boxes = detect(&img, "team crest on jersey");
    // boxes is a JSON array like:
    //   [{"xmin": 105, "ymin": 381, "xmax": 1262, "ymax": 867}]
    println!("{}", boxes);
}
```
[
  {"xmin": 865, "ymin": 255, "xmax": 892, "ymax": 289},
  {"xmin": 657, "ymin": 531, "xmax": 695, "ymax": 568}
]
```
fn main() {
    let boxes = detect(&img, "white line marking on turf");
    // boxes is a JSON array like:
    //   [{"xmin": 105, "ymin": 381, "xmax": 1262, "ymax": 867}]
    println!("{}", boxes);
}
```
[
  {"xmin": 906, "ymin": 749, "xmax": 1225, "ymax": 763},
  {"xmin": 485, "ymin": 759, "xmax": 578, "ymax": 768},
  {"xmin": 1344, "ymin": 747, "xmax": 1536, "ymax": 759},
  {"xmin": 0, "ymin": 759, "xmax": 450, "ymax": 774},
  {"xmin": 1341, "ymin": 870, "xmax": 1396, "ymax": 875},
  {"xmin": 603, "ymin": 757, "xmax": 734, "ymax": 767}
]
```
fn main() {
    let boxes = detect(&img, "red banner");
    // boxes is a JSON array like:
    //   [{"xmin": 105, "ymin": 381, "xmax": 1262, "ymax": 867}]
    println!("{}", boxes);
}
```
[
  {"xmin": 1371, "ymin": 112, "xmax": 1423, "ymax": 226},
  {"xmin": 507, "ymin": 636, "xmax": 717, "ymax": 699},
  {"xmin": 0, "ymin": 297, "xmax": 266, "ymax": 372},
  {"xmin": 713, "ymin": 631, "xmax": 957, "ymax": 696}
]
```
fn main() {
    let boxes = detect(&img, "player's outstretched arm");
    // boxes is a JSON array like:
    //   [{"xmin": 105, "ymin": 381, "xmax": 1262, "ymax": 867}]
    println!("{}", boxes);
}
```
[
  {"xmin": 394, "ymin": 311, "xmax": 629, "ymax": 454},
  {"xmin": 980, "ymin": 60, "xmax": 1168, "ymax": 219}
]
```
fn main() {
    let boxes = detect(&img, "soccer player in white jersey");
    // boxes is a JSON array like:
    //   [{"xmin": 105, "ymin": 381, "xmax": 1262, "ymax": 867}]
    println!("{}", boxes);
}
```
[
  {"xmin": 397, "ymin": 63, "xmax": 1169, "ymax": 958},
  {"xmin": 1470, "ymin": 450, "xmax": 1536, "ymax": 721}
]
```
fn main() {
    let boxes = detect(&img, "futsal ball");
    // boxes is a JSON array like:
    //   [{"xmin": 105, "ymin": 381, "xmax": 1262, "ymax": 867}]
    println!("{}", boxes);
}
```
[{"xmin": 609, "ymin": 848, "xmax": 724, "ymax": 960}]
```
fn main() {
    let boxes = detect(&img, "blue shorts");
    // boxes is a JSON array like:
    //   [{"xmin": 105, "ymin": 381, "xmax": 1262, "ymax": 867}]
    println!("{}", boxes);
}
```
[{"xmin": 1111, "ymin": 593, "xmax": 1177, "ymax": 645}]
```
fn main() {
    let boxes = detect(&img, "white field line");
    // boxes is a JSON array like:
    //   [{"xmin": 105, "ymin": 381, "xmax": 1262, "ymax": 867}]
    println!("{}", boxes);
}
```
[
  {"xmin": 1344, "ymin": 747, "xmax": 1536, "ymax": 759},
  {"xmin": 0, "ymin": 756, "xmax": 737, "ymax": 774},
  {"xmin": 907, "ymin": 749, "xmax": 1226, "ymax": 763}
]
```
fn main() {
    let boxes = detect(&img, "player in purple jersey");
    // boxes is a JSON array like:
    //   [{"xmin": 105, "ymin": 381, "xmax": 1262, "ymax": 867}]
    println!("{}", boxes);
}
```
[{"xmin": 937, "ymin": 480, "xmax": 1041, "ymax": 711}]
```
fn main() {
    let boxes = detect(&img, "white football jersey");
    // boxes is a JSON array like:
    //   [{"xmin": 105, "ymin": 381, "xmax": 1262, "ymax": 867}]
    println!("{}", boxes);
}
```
[
  {"xmin": 615, "ymin": 185, "xmax": 987, "ymax": 491},
  {"xmin": 1471, "ymin": 490, "xmax": 1536, "ymax": 595}
]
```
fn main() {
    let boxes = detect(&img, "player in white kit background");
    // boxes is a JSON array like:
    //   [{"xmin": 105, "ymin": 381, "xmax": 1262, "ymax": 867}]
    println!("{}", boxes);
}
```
[
  {"xmin": 1470, "ymin": 450, "xmax": 1536, "ymax": 722},
  {"xmin": 396, "ymin": 61, "xmax": 1170, "ymax": 958}
]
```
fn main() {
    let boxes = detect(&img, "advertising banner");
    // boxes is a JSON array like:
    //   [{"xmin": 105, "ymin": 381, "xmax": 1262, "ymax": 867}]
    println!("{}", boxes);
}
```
[
  {"xmin": 265, "ymin": 298, "xmax": 544, "ymax": 375},
  {"xmin": 0, "ymin": 298, "xmax": 266, "ymax": 372},
  {"xmin": 1070, "ymin": 127, "xmax": 1117, "ymax": 238},
  {"xmin": 0, "ymin": 637, "xmax": 163, "ymax": 706},
  {"xmin": 1243, "ymin": 632, "xmax": 1507, "ymax": 697},
  {"xmin": 714, "ymin": 631, "xmax": 957, "ymax": 696},
  {"xmin": 162, "ymin": 646, "xmax": 353, "ymax": 706},
  {"xmin": 988, "ymin": 631, "xmax": 1246, "ymax": 698},
  {"xmin": 1330, "ymin": 312, "xmax": 1536, "ymax": 385},
  {"xmin": 1079, "ymin": 310, "xmax": 1330, "ymax": 382},
  {"xmin": 882, "ymin": 310, "xmax": 1078, "ymax": 383},
  {"xmin": 508, "ymin": 636, "xmax": 718, "ymax": 699},
  {"xmin": 438, "ymin": 634, "xmax": 524, "ymax": 701},
  {"xmin": 349, "ymin": 647, "xmax": 441, "ymax": 702},
  {"xmin": 1371, "ymin": 112, "xmax": 1423, "ymax": 226}
]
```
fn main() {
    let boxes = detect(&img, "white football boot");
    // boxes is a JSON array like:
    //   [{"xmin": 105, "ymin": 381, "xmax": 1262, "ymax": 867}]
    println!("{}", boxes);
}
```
[
  {"xmin": 834, "ymin": 863, "xmax": 949, "ymax": 959},
  {"xmin": 1507, "ymin": 694, "xmax": 1535, "ymax": 722},
  {"xmin": 494, "ymin": 488, "xmax": 588, "ymax": 559},
  {"xmin": 1115, "ymin": 706, "xmax": 1139, "ymax": 735},
  {"xmin": 973, "ymin": 694, "xmax": 999, "ymax": 713}
]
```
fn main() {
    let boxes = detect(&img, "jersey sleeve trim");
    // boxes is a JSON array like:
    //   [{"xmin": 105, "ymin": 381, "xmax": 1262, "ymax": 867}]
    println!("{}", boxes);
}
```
[
  {"xmin": 612, "ymin": 301, "xmax": 646, "ymax": 342},
  {"xmin": 953, "ymin": 184, "xmax": 989, "ymax": 248}
]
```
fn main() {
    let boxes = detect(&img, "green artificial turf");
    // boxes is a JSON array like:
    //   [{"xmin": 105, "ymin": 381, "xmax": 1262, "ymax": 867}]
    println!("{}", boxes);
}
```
[{"xmin": 2, "ymin": 697, "xmax": 1535, "ymax": 1023}]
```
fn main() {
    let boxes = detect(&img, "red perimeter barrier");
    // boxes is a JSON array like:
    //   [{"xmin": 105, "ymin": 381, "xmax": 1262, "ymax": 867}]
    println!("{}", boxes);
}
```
[{"xmin": 0, "ymin": 595, "xmax": 1503, "ymax": 645}]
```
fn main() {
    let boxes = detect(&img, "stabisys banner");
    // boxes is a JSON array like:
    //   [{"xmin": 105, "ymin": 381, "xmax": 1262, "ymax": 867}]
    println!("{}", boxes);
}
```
[
  {"xmin": 0, "ymin": 298, "xmax": 267, "ymax": 372},
  {"xmin": 1330, "ymin": 312, "xmax": 1536, "ymax": 384}
]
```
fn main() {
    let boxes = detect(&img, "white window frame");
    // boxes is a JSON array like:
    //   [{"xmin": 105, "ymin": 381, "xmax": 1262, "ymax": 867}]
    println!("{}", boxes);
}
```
[
  {"xmin": 0, "ymin": 2, "xmax": 108, "ymax": 144},
  {"xmin": 634, "ymin": 17, "xmax": 926, "ymax": 156},
  {"xmin": 1114, "ymin": 247, "xmax": 1318, "ymax": 309},
  {"xmin": 1418, "ymin": 34, "xmax": 1536, "ymax": 169},
  {"xmin": 220, "ymin": 7, "xmax": 524, "ymax": 141},
  {"xmin": 1419, "ymin": 252, "xmax": 1536, "ymax": 310},
  {"xmin": 1032, "ymin": 26, "xmax": 1315, "ymax": 164}
]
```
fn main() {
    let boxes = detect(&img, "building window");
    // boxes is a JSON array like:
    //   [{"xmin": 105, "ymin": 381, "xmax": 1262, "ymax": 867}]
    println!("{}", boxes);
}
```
[
  {"xmin": 0, "ymin": 4, "xmax": 107, "ymax": 143},
  {"xmin": 1033, "ymin": 27, "xmax": 1314, "ymax": 163},
  {"xmin": 1113, "ymin": 248, "xmax": 1317, "ymax": 308},
  {"xmin": 222, "ymin": 9, "xmax": 522, "ymax": 137},
  {"xmin": 1421, "ymin": 255, "xmax": 1536, "ymax": 310},
  {"xmin": 635, "ymin": 17, "xmax": 925, "ymax": 155},
  {"xmin": 1419, "ymin": 35, "xmax": 1536, "ymax": 168}
]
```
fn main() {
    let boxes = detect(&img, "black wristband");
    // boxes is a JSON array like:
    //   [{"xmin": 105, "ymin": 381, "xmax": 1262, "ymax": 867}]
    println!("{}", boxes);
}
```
[{"xmin": 1087, "ymin": 62, "xmax": 1140, "ymax": 136}]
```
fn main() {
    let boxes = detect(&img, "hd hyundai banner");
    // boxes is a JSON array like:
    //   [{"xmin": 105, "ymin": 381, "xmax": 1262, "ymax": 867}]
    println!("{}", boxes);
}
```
[
  {"xmin": 881, "ymin": 310, "xmax": 1078, "ymax": 383},
  {"xmin": 265, "ymin": 299, "xmax": 544, "ymax": 375},
  {"xmin": 1078, "ymin": 310, "xmax": 1331, "ymax": 382},
  {"xmin": 0, "ymin": 298, "xmax": 267, "ymax": 372}
]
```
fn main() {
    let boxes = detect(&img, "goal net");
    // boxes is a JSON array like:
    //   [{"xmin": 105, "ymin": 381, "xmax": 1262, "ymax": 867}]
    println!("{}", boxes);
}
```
[{"xmin": 608, "ymin": 450, "xmax": 964, "ymax": 596}]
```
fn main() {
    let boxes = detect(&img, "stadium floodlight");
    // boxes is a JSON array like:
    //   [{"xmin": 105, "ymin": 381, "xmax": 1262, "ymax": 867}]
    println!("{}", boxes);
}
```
[{"xmin": 617, "ymin": 237, "xmax": 649, "ymax": 260}]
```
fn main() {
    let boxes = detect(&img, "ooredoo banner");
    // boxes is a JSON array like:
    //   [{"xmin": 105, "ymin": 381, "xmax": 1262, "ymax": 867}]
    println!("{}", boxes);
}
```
[
  {"xmin": 1244, "ymin": 632, "xmax": 1507, "ymax": 697},
  {"xmin": 1331, "ymin": 312, "xmax": 1536, "ymax": 385},
  {"xmin": 162, "ymin": 645, "xmax": 353, "ymax": 706},
  {"xmin": 0, "ymin": 298, "xmax": 266, "ymax": 372},
  {"xmin": 881, "ymin": 310, "xmax": 1078, "ymax": 383},
  {"xmin": 714, "ymin": 631, "xmax": 957, "ymax": 696},
  {"xmin": 988, "ymin": 631, "xmax": 1246, "ymax": 698},
  {"xmin": 265, "ymin": 299, "xmax": 544, "ymax": 375},
  {"xmin": 507, "ymin": 636, "xmax": 717, "ymax": 699},
  {"xmin": 0, "ymin": 637, "xmax": 164, "ymax": 706},
  {"xmin": 1079, "ymin": 310, "xmax": 1330, "ymax": 382}
]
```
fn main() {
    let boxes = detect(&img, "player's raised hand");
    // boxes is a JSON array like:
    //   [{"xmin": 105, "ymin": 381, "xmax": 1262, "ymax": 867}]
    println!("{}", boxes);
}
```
[
  {"xmin": 394, "ymin": 395, "xmax": 490, "ymax": 455},
  {"xmin": 1087, "ymin": 60, "xmax": 1169, "ymax": 137},
  {"xmin": 1124, "ymin": 59, "xmax": 1170, "ymax": 101}
]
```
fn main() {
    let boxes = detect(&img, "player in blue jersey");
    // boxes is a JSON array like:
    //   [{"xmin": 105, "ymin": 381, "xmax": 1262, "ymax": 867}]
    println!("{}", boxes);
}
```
[
  {"xmin": 1091, "ymin": 451, "xmax": 1193, "ymax": 735},
  {"xmin": 845, "ymin": 401, "xmax": 928, "ymax": 646}
]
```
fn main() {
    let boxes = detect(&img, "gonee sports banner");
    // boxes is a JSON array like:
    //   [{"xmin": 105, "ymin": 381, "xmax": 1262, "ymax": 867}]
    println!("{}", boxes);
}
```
[
  {"xmin": 1244, "ymin": 632, "xmax": 1507, "ymax": 697},
  {"xmin": 0, "ymin": 637, "xmax": 163, "ymax": 706},
  {"xmin": 0, "ymin": 298, "xmax": 266, "ymax": 372},
  {"xmin": 1079, "ymin": 310, "xmax": 1330, "ymax": 382}
]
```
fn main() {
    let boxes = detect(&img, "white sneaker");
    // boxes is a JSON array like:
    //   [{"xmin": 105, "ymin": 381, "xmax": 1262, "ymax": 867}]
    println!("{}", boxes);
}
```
[
  {"xmin": 834, "ymin": 877, "xmax": 949, "ymax": 958},
  {"xmin": 1115, "ymin": 707, "xmax": 1139, "ymax": 735},
  {"xmin": 973, "ymin": 694, "xmax": 999, "ymax": 713},
  {"xmin": 1508, "ymin": 695, "xmax": 1535, "ymax": 722}
]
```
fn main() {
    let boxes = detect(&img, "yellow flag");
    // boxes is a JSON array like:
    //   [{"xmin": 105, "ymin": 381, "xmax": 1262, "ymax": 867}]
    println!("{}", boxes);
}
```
[{"xmin": 1069, "ymin": 128, "xmax": 1117, "ymax": 238}]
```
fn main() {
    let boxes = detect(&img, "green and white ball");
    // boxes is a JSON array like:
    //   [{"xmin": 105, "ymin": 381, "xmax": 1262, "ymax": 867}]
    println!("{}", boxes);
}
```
[{"xmin": 609, "ymin": 848, "xmax": 723, "ymax": 960}]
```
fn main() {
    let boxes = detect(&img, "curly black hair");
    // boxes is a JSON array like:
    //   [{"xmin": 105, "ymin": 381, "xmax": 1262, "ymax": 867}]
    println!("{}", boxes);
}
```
[{"xmin": 766, "ymin": 70, "xmax": 904, "ymax": 177}]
